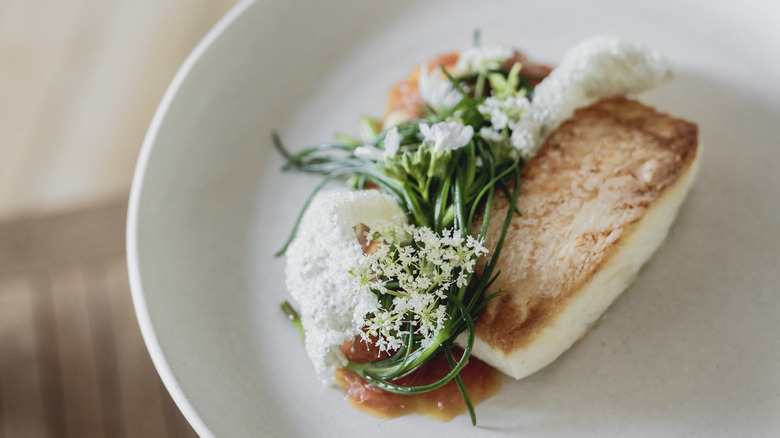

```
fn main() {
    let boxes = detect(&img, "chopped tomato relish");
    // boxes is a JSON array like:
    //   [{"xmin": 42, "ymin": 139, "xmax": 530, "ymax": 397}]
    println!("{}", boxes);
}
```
[{"xmin": 336, "ymin": 338, "xmax": 501, "ymax": 421}]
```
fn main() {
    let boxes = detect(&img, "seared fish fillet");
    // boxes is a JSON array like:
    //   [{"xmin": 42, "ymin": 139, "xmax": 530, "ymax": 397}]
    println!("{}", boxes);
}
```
[{"xmin": 471, "ymin": 96, "xmax": 699, "ymax": 379}]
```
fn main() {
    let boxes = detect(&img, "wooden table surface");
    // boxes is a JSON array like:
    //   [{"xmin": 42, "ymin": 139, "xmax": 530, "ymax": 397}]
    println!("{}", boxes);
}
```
[
  {"xmin": 0, "ymin": 0, "xmax": 238, "ymax": 221},
  {"xmin": 0, "ymin": 1, "xmax": 239, "ymax": 436},
  {"xmin": 0, "ymin": 201, "xmax": 198, "ymax": 437}
]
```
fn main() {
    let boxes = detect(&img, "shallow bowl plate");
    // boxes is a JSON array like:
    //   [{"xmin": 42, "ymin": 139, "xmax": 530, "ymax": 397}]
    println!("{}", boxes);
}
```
[{"xmin": 128, "ymin": 1, "xmax": 780, "ymax": 436}]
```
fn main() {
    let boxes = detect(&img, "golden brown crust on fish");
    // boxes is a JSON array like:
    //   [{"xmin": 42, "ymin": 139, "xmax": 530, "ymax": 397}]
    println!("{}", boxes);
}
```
[{"xmin": 475, "ymin": 96, "xmax": 698, "ymax": 356}]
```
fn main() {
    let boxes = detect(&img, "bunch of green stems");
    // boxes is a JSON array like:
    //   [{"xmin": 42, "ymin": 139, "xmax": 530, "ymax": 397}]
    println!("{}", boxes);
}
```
[{"xmin": 276, "ymin": 64, "xmax": 532, "ymax": 424}]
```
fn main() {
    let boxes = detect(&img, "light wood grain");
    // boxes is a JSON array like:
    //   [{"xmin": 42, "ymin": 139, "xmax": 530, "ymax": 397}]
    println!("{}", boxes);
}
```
[
  {"xmin": 102, "ymin": 258, "xmax": 172, "ymax": 438},
  {"xmin": 0, "ymin": 276, "xmax": 48, "ymax": 438},
  {"xmin": 0, "ymin": 200, "xmax": 127, "ymax": 276},
  {"xmin": 0, "ymin": 2, "xmax": 237, "ymax": 435},
  {"xmin": 0, "ymin": 0, "xmax": 238, "ymax": 221},
  {"xmin": 50, "ymin": 267, "xmax": 107, "ymax": 437},
  {"xmin": 0, "ymin": 202, "xmax": 200, "ymax": 437}
]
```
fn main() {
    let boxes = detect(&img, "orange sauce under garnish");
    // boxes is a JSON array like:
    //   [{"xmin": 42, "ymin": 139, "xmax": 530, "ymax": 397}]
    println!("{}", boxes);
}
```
[
  {"xmin": 385, "ymin": 52, "xmax": 460, "ymax": 117},
  {"xmin": 335, "ymin": 339, "xmax": 501, "ymax": 421},
  {"xmin": 384, "ymin": 50, "xmax": 553, "ymax": 121}
]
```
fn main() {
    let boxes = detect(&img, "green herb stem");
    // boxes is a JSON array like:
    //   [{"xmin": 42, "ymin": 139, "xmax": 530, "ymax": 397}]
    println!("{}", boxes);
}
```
[
  {"xmin": 274, "ymin": 57, "xmax": 533, "ymax": 423},
  {"xmin": 280, "ymin": 300, "xmax": 304, "ymax": 336}
]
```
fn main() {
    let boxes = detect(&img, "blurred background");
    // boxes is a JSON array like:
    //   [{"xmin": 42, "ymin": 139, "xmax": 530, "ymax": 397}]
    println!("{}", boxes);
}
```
[{"xmin": 0, "ymin": 1, "xmax": 238, "ymax": 436}]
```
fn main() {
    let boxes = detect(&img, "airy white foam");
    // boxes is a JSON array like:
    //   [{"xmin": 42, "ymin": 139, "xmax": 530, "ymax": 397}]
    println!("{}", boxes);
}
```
[
  {"xmin": 285, "ymin": 190, "xmax": 407, "ymax": 382},
  {"xmin": 512, "ymin": 36, "xmax": 672, "ymax": 159}
]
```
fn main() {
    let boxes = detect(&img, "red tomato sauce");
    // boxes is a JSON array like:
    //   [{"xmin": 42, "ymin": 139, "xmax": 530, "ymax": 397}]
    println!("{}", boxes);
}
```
[{"xmin": 335, "ymin": 339, "xmax": 501, "ymax": 422}]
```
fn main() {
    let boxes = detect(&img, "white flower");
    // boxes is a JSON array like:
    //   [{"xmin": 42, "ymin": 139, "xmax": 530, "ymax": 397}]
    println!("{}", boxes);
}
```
[
  {"xmin": 383, "ymin": 126, "xmax": 401, "ymax": 157},
  {"xmin": 354, "ymin": 144, "xmax": 384, "ymax": 161},
  {"xmin": 479, "ymin": 126, "xmax": 507, "ymax": 143},
  {"xmin": 455, "ymin": 45, "xmax": 513, "ymax": 74},
  {"xmin": 477, "ymin": 94, "xmax": 530, "ymax": 160},
  {"xmin": 418, "ymin": 64, "xmax": 463, "ymax": 110},
  {"xmin": 354, "ymin": 127, "xmax": 401, "ymax": 161},
  {"xmin": 466, "ymin": 234, "xmax": 488, "ymax": 257},
  {"xmin": 419, "ymin": 121, "xmax": 474, "ymax": 156}
]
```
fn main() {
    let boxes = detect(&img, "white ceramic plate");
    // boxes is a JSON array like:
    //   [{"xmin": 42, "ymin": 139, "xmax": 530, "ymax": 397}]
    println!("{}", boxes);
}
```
[{"xmin": 127, "ymin": 0, "xmax": 780, "ymax": 436}]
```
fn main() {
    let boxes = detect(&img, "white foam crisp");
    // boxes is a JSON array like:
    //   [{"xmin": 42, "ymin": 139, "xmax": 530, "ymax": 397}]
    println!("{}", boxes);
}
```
[
  {"xmin": 285, "ymin": 190, "xmax": 408, "ymax": 382},
  {"xmin": 512, "ymin": 36, "xmax": 673, "ymax": 159}
]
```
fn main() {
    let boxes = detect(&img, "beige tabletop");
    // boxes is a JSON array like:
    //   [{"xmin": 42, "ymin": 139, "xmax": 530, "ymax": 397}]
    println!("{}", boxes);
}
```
[{"xmin": 0, "ymin": 0, "xmax": 238, "ymax": 436}]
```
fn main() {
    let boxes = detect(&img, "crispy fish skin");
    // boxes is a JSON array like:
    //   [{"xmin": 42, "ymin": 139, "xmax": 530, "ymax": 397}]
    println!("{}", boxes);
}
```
[{"xmin": 471, "ymin": 96, "xmax": 699, "ymax": 379}]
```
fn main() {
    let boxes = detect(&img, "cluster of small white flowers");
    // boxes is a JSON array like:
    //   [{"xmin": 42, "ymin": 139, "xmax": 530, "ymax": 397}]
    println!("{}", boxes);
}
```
[
  {"xmin": 420, "ymin": 121, "xmax": 474, "ymax": 156},
  {"xmin": 350, "ymin": 225, "xmax": 489, "ymax": 352},
  {"xmin": 418, "ymin": 64, "xmax": 463, "ymax": 110},
  {"xmin": 475, "ymin": 95, "xmax": 530, "ymax": 160},
  {"xmin": 478, "ymin": 125, "xmax": 507, "ymax": 145},
  {"xmin": 455, "ymin": 45, "xmax": 513, "ymax": 74},
  {"xmin": 478, "ymin": 95, "xmax": 531, "ymax": 131}
]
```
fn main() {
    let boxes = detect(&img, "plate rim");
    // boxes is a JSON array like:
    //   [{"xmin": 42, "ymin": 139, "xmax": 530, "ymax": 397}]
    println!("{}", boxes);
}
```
[
  {"xmin": 125, "ymin": 1, "xmax": 256, "ymax": 437},
  {"xmin": 124, "ymin": 1, "xmax": 780, "ymax": 436}
]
